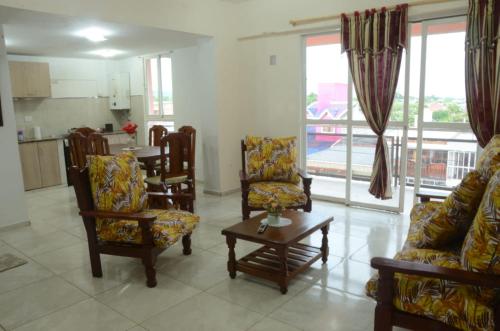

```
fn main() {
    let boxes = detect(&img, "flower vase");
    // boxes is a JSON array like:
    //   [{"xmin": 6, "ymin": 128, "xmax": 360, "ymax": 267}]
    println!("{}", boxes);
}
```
[
  {"xmin": 267, "ymin": 213, "xmax": 281, "ymax": 226},
  {"xmin": 127, "ymin": 134, "xmax": 136, "ymax": 149}
]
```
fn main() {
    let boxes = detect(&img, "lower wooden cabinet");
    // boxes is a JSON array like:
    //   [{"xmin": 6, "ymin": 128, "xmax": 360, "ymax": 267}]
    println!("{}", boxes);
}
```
[{"xmin": 19, "ymin": 140, "xmax": 61, "ymax": 191}]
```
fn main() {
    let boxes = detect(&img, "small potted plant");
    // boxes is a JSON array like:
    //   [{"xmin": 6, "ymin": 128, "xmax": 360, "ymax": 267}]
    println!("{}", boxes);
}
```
[
  {"xmin": 122, "ymin": 121, "xmax": 138, "ymax": 148},
  {"xmin": 263, "ymin": 195, "xmax": 284, "ymax": 226}
]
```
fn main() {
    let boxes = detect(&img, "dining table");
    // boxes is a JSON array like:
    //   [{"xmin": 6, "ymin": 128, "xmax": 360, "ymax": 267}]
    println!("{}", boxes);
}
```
[{"xmin": 109, "ymin": 144, "xmax": 162, "ymax": 177}]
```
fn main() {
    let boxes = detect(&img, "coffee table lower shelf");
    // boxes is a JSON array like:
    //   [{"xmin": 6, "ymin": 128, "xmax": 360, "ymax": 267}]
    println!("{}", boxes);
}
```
[{"xmin": 234, "ymin": 243, "xmax": 322, "ymax": 294}]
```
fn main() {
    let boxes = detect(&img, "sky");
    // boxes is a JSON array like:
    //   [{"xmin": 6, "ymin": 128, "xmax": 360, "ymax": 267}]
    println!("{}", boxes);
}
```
[{"xmin": 306, "ymin": 31, "xmax": 467, "ymax": 100}]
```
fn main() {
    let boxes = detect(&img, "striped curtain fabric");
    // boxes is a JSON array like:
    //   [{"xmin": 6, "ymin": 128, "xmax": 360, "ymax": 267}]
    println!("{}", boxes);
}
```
[
  {"xmin": 466, "ymin": 0, "xmax": 500, "ymax": 148},
  {"xmin": 341, "ymin": 5, "xmax": 408, "ymax": 200}
]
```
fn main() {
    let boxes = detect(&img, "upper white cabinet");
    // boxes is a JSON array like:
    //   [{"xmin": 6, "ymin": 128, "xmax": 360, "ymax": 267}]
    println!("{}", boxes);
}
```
[
  {"xmin": 109, "ymin": 73, "xmax": 130, "ymax": 110},
  {"xmin": 9, "ymin": 61, "xmax": 52, "ymax": 98}
]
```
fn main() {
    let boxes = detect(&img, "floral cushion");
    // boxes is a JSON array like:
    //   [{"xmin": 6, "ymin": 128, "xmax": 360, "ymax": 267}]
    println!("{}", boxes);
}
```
[
  {"xmin": 406, "ymin": 171, "xmax": 487, "ymax": 249},
  {"xmin": 245, "ymin": 136, "xmax": 300, "ymax": 184},
  {"xmin": 366, "ymin": 248, "xmax": 495, "ymax": 331},
  {"xmin": 461, "ymin": 169, "xmax": 500, "ymax": 274},
  {"xmin": 97, "ymin": 209, "xmax": 200, "ymax": 248},
  {"xmin": 476, "ymin": 135, "xmax": 500, "ymax": 179},
  {"xmin": 248, "ymin": 182, "xmax": 307, "ymax": 208},
  {"xmin": 88, "ymin": 152, "xmax": 147, "ymax": 213}
]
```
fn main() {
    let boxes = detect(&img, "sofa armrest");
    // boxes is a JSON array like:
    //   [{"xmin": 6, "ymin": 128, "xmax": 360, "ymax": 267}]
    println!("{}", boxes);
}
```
[
  {"xmin": 79, "ymin": 210, "xmax": 157, "ymax": 223},
  {"xmin": 371, "ymin": 257, "xmax": 500, "ymax": 289},
  {"xmin": 416, "ymin": 191, "xmax": 448, "ymax": 203},
  {"xmin": 239, "ymin": 170, "xmax": 249, "ymax": 182},
  {"xmin": 298, "ymin": 168, "xmax": 312, "ymax": 181}
]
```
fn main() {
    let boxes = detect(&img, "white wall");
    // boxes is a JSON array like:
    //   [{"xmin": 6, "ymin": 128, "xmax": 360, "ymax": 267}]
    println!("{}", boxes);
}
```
[{"xmin": 0, "ymin": 26, "xmax": 28, "ymax": 229}]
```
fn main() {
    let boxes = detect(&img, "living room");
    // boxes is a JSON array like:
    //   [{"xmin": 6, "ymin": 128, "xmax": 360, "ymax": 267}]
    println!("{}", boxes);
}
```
[{"xmin": 0, "ymin": 0, "xmax": 498, "ymax": 330}]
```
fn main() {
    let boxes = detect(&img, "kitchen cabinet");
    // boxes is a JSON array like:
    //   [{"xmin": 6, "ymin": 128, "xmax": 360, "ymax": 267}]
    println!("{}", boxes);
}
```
[
  {"xmin": 19, "ymin": 140, "xmax": 61, "ymax": 191},
  {"xmin": 105, "ymin": 133, "xmax": 130, "ymax": 145},
  {"xmin": 9, "ymin": 61, "xmax": 51, "ymax": 98},
  {"xmin": 109, "ymin": 73, "xmax": 130, "ymax": 110}
]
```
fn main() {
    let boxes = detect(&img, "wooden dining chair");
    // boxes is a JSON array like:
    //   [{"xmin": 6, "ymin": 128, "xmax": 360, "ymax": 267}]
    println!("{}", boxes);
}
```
[
  {"xmin": 149, "ymin": 125, "xmax": 169, "ymax": 147},
  {"xmin": 68, "ymin": 132, "xmax": 89, "ymax": 169},
  {"xmin": 75, "ymin": 127, "xmax": 96, "ymax": 138},
  {"xmin": 145, "ymin": 133, "xmax": 194, "ymax": 212},
  {"xmin": 178, "ymin": 126, "xmax": 196, "ymax": 199},
  {"xmin": 88, "ymin": 133, "xmax": 110, "ymax": 156}
]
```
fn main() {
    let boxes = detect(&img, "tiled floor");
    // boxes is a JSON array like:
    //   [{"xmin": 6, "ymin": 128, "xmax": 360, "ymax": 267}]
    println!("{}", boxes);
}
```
[{"xmin": 0, "ymin": 184, "xmax": 411, "ymax": 331}]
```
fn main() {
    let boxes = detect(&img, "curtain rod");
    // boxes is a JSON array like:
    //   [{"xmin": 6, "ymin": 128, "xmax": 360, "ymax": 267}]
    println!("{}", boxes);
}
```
[
  {"xmin": 238, "ymin": 0, "xmax": 464, "ymax": 41},
  {"xmin": 289, "ymin": 0, "xmax": 463, "ymax": 27}
]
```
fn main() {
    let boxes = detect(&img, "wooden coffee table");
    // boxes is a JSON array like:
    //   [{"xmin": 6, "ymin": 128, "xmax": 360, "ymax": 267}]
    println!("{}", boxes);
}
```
[{"xmin": 221, "ymin": 210, "xmax": 333, "ymax": 294}]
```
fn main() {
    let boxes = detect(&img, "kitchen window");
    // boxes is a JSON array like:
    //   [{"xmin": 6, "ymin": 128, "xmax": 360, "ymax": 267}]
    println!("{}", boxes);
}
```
[{"xmin": 144, "ymin": 55, "xmax": 174, "ymax": 134}]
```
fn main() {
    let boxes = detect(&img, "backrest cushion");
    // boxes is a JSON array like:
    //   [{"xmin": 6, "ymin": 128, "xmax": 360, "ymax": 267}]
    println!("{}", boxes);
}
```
[
  {"xmin": 476, "ymin": 134, "xmax": 500, "ymax": 179},
  {"xmin": 245, "ymin": 136, "xmax": 300, "ymax": 184},
  {"xmin": 461, "ymin": 169, "xmax": 500, "ymax": 274},
  {"xmin": 88, "ymin": 152, "xmax": 147, "ymax": 212},
  {"xmin": 406, "ymin": 171, "xmax": 487, "ymax": 249}
]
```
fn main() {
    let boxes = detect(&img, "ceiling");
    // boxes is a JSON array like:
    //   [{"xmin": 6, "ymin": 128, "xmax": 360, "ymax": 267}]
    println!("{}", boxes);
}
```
[{"xmin": 0, "ymin": 6, "xmax": 208, "ymax": 60}]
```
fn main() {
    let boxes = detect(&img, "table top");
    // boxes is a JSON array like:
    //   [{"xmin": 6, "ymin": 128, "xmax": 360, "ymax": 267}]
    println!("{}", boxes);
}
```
[
  {"xmin": 221, "ymin": 210, "xmax": 333, "ymax": 246},
  {"xmin": 109, "ymin": 144, "xmax": 161, "ymax": 161}
]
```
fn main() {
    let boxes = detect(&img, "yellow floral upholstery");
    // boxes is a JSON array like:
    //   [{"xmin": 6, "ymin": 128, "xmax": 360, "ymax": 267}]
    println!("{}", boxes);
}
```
[
  {"xmin": 88, "ymin": 152, "xmax": 148, "ymax": 213},
  {"xmin": 88, "ymin": 153, "xmax": 200, "ymax": 248},
  {"xmin": 366, "ymin": 248, "xmax": 496, "ymax": 331},
  {"xmin": 248, "ymin": 182, "xmax": 307, "ymax": 208},
  {"xmin": 476, "ymin": 134, "xmax": 500, "ymax": 179},
  {"xmin": 96, "ymin": 209, "xmax": 200, "ymax": 248},
  {"xmin": 406, "ymin": 171, "xmax": 487, "ymax": 249},
  {"xmin": 245, "ymin": 136, "xmax": 300, "ymax": 184},
  {"xmin": 461, "ymin": 169, "xmax": 500, "ymax": 274}
]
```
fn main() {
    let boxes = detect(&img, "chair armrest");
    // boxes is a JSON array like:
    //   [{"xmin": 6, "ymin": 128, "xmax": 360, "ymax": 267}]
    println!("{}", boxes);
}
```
[
  {"xmin": 147, "ymin": 191, "xmax": 193, "ymax": 203},
  {"xmin": 79, "ymin": 210, "xmax": 157, "ymax": 223},
  {"xmin": 416, "ymin": 191, "xmax": 448, "ymax": 203},
  {"xmin": 371, "ymin": 257, "xmax": 500, "ymax": 288},
  {"xmin": 297, "ymin": 168, "xmax": 312, "ymax": 180}
]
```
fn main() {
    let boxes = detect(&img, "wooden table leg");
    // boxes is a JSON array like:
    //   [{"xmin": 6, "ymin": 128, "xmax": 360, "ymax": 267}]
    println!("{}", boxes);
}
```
[
  {"xmin": 143, "ymin": 160, "xmax": 156, "ymax": 177},
  {"xmin": 276, "ymin": 246, "xmax": 289, "ymax": 294},
  {"xmin": 226, "ymin": 236, "xmax": 237, "ymax": 279},
  {"xmin": 321, "ymin": 225, "xmax": 329, "ymax": 263}
]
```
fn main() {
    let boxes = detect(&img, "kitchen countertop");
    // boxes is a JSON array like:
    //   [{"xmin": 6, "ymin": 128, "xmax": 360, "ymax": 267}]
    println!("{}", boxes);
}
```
[{"xmin": 18, "ymin": 136, "xmax": 63, "ymax": 144}]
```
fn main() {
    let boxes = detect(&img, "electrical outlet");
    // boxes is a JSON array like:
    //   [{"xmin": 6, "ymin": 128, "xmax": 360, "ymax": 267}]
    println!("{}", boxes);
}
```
[
  {"xmin": 270, "ymin": 55, "xmax": 277, "ymax": 66},
  {"xmin": 24, "ymin": 116, "xmax": 33, "ymax": 123}
]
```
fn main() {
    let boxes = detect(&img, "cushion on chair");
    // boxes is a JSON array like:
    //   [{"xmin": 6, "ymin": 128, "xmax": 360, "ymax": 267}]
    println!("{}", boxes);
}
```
[
  {"xmin": 461, "ymin": 169, "xmax": 500, "ymax": 274},
  {"xmin": 88, "ymin": 152, "xmax": 147, "ymax": 213},
  {"xmin": 245, "ymin": 136, "xmax": 300, "ymax": 184},
  {"xmin": 406, "ymin": 171, "xmax": 487, "ymax": 249},
  {"xmin": 366, "ymin": 248, "xmax": 495, "ymax": 331},
  {"xmin": 476, "ymin": 134, "xmax": 500, "ymax": 179},
  {"xmin": 145, "ymin": 175, "xmax": 189, "ymax": 187},
  {"xmin": 248, "ymin": 182, "xmax": 307, "ymax": 208},
  {"xmin": 96, "ymin": 209, "xmax": 200, "ymax": 248}
]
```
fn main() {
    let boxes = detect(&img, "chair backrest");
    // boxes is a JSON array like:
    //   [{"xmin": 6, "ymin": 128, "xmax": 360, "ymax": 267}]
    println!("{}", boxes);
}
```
[
  {"xmin": 178, "ymin": 126, "xmax": 196, "ymax": 171},
  {"xmin": 75, "ymin": 127, "xmax": 96, "ymax": 138},
  {"xmin": 88, "ymin": 133, "xmax": 110, "ymax": 156},
  {"xmin": 241, "ymin": 139, "xmax": 247, "ymax": 175},
  {"xmin": 149, "ymin": 125, "xmax": 168, "ymax": 147},
  {"xmin": 69, "ymin": 166, "xmax": 94, "ymax": 213},
  {"xmin": 68, "ymin": 132, "xmax": 89, "ymax": 169},
  {"xmin": 160, "ymin": 132, "xmax": 191, "ymax": 181}
]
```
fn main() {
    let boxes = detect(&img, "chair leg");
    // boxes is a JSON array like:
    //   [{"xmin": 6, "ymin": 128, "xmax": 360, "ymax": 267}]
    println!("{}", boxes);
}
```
[
  {"xmin": 182, "ymin": 234, "xmax": 192, "ymax": 255},
  {"xmin": 242, "ymin": 204, "xmax": 250, "ymax": 220},
  {"xmin": 88, "ymin": 242, "xmax": 102, "ymax": 278},
  {"xmin": 142, "ymin": 254, "xmax": 157, "ymax": 288}
]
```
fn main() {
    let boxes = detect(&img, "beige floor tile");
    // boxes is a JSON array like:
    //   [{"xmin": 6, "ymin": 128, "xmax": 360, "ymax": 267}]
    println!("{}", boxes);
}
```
[
  {"xmin": 31, "ymin": 242, "xmax": 90, "ymax": 274},
  {"xmin": 300, "ymin": 232, "xmax": 367, "ymax": 259},
  {"xmin": 207, "ymin": 239, "xmax": 262, "ymax": 258},
  {"xmin": 294, "ymin": 256, "xmax": 344, "ymax": 284},
  {"xmin": 248, "ymin": 318, "xmax": 302, "ymax": 331},
  {"xmin": 190, "ymin": 223, "xmax": 226, "ymax": 250},
  {"xmin": 349, "ymin": 236, "xmax": 405, "ymax": 264},
  {"xmin": 142, "ymin": 292, "xmax": 263, "ymax": 331},
  {"xmin": 8, "ymin": 230, "xmax": 83, "ymax": 257},
  {"xmin": 313, "ymin": 259, "xmax": 375, "ymax": 296},
  {"xmin": 207, "ymin": 275, "xmax": 309, "ymax": 314},
  {"xmin": 0, "ymin": 276, "xmax": 88, "ymax": 330},
  {"xmin": 127, "ymin": 326, "xmax": 147, "ymax": 331},
  {"xmin": 13, "ymin": 298, "xmax": 135, "ymax": 331},
  {"xmin": 157, "ymin": 250, "xmax": 228, "ymax": 290},
  {"xmin": 270, "ymin": 285, "xmax": 375, "ymax": 331},
  {"xmin": 95, "ymin": 273, "xmax": 200, "ymax": 323}
]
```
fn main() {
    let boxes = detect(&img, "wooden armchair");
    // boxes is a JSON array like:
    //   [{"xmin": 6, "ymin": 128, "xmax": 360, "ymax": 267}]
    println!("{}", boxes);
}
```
[
  {"xmin": 75, "ymin": 127, "xmax": 96, "ymax": 137},
  {"xmin": 70, "ymin": 166, "xmax": 198, "ymax": 288},
  {"xmin": 68, "ymin": 132, "xmax": 89, "ymax": 169},
  {"xmin": 240, "ymin": 137, "xmax": 312, "ymax": 220}
]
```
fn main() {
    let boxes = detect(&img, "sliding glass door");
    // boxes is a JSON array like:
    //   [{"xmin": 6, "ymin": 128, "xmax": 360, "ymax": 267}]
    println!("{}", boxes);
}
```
[{"xmin": 303, "ymin": 16, "xmax": 476, "ymax": 213}]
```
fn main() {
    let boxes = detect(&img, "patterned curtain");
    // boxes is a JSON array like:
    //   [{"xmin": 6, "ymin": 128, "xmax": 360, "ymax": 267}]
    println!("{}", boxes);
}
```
[
  {"xmin": 466, "ymin": 0, "xmax": 500, "ymax": 148},
  {"xmin": 341, "ymin": 5, "xmax": 408, "ymax": 200}
]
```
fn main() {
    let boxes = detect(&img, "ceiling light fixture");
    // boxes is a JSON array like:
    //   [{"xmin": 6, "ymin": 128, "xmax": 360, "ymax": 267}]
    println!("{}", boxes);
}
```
[
  {"xmin": 77, "ymin": 27, "xmax": 110, "ymax": 42},
  {"xmin": 89, "ymin": 49, "xmax": 123, "ymax": 58}
]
